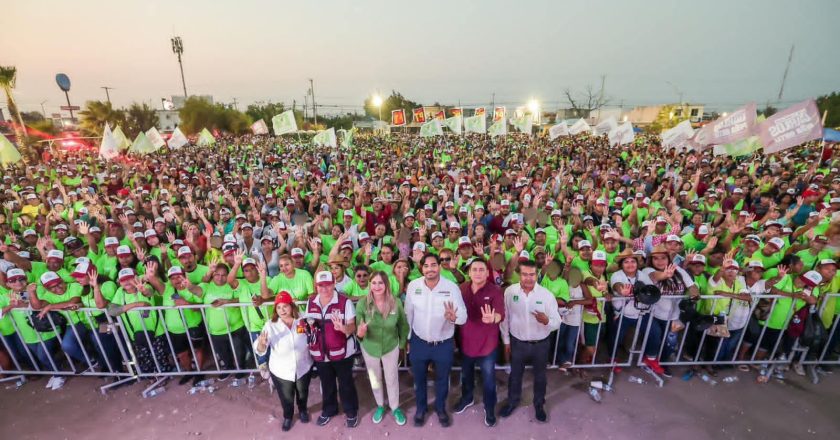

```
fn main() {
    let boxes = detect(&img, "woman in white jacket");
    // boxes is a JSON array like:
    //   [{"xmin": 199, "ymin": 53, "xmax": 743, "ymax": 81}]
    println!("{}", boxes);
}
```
[{"xmin": 254, "ymin": 291, "xmax": 313, "ymax": 432}]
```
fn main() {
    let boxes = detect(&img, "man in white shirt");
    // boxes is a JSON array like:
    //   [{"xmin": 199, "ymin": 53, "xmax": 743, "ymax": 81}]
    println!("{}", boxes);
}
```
[
  {"xmin": 499, "ymin": 261, "xmax": 561, "ymax": 423},
  {"xmin": 404, "ymin": 253, "xmax": 467, "ymax": 428}
]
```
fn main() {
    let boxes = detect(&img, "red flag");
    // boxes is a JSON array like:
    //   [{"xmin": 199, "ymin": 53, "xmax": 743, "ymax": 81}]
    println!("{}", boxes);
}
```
[
  {"xmin": 413, "ymin": 108, "xmax": 426, "ymax": 123},
  {"xmin": 474, "ymin": 107, "xmax": 486, "ymax": 117},
  {"xmin": 391, "ymin": 109, "xmax": 406, "ymax": 126},
  {"xmin": 434, "ymin": 110, "xmax": 445, "ymax": 121},
  {"xmin": 450, "ymin": 108, "xmax": 463, "ymax": 118},
  {"xmin": 493, "ymin": 106, "xmax": 506, "ymax": 122}
]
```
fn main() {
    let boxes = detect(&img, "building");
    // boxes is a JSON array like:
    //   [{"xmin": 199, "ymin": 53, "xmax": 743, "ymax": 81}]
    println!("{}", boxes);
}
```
[
  {"xmin": 157, "ymin": 110, "xmax": 180, "ymax": 132},
  {"xmin": 624, "ymin": 103, "xmax": 704, "ymax": 126}
]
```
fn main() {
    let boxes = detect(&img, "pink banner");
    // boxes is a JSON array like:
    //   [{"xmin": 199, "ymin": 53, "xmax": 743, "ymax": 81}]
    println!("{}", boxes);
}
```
[
  {"xmin": 758, "ymin": 99, "xmax": 823, "ymax": 154},
  {"xmin": 706, "ymin": 103, "xmax": 757, "ymax": 145}
]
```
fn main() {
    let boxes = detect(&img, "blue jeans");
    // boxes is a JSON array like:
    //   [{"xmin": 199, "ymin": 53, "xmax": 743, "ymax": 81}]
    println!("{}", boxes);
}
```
[
  {"xmin": 608, "ymin": 315, "xmax": 638, "ymax": 359},
  {"xmin": 556, "ymin": 324, "xmax": 579, "ymax": 365},
  {"xmin": 90, "ymin": 329, "xmax": 124, "ymax": 372},
  {"xmin": 26, "ymin": 337, "xmax": 62, "ymax": 371},
  {"xmin": 409, "ymin": 334, "xmax": 454, "ymax": 415},
  {"xmin": 250, "ymin": 331, "xmax": 269, "ymax": 366},
  {"xmin": 716, "ymin": 328, "xmax": 744, "ymax": 362},
  {"xmin": 61, "ymin": 323, "xmax": 92, "ymax": 365},
  {"xmin": 643, "ymin": 316, "xmax": 675, "ymax": 360},
  {"xmin": 1, "ymin": 332, "xmax": 32, "ymax": 370},
  {"xmin": 460, "ymin": 347, "xmax": 497, "ymax": 411}
]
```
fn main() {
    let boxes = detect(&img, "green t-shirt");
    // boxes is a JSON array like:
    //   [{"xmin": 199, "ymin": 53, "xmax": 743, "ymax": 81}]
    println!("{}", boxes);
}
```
[
  {"xmin": 342, "ymin": 280, "xmax": 370, "ymax": 298},
  {"xmin": 540, "ymin": 275, "xmax": 570, "ymax": 302},
  {"xmin": 77, "ymin": 281, "xmax": 118, "ymax": 320},
  {"xmin": 186, "ymin": 265, "xmax": 210, "ymax": 285},
  {"xmin": 112, "ymin": 287, "xmax": 164, "ymax": 340},
  {"xmin": 160, "ymin": 283, "xmax": 203, "ymax": 334},
  {"xmin": 236, "ymin": 279, "xmax": 272, "ymax": 332},
  {"xmin": 200, "ymin": 282, "xmax": 244, "ymax": 335},
  {"xmin": 38, "ymin": 283, "xmax": 84, "ymax": 325},
  {"xmin": 0, "ymin": 292, "xmax": 58, "ymax": 343},
  {"xmin": 268, "ymin": 269, "xmax": 314, "ymax": 301},
  {"xmin": 765, "ymin": 276, "xmax": 819, "ymax": 330}
]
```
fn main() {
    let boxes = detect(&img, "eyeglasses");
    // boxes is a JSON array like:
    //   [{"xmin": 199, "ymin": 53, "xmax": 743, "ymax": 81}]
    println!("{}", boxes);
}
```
[{"xmin": 440, "ymin": 257, "xmax": 452, "ymax": 262}]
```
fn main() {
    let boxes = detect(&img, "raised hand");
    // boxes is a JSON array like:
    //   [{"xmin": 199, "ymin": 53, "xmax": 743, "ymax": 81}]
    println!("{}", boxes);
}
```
[
  {"xmin": 443, "ymin": 301, "xmax": 458, "ymax": 322},
  {"xmin": 480, "ymin": 304, "xmax": 496, "ymax": 324},
  {"xmin": 619, "ymin": 283, "xmax": 633, "ymax": 297},
  {"xmin": 330, "ymin": 310, "xmax": 347, "ymax": 334}
]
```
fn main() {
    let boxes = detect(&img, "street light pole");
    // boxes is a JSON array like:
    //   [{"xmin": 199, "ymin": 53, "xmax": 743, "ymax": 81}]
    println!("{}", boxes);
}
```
[
  {"xmin": 40, "ymin": 100, "xmax": 47, "ymax": 118},
  {"xmin": 309, "ymin": 78, "xmax": 317, "ymax": 125},
  {"xmin": 171, "ymin": 36, "xmax": 187, "ymax": 98},
  {"xmin": 101, "ymin": 86, "xmax": 114, "ymax": 104}
]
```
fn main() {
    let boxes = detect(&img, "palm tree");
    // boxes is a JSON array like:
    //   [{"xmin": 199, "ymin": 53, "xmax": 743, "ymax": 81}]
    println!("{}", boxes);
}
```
[
  {"xmin": 124, "ymin": 103, "xmax": 159, "ymax": 138},
  {"xmin": 78, "ymin": 100, "xmax": 126, "ymax": 137},
  {"xmin": 0, "ymin": 65, "xmax": 28, "ymax": 147}
]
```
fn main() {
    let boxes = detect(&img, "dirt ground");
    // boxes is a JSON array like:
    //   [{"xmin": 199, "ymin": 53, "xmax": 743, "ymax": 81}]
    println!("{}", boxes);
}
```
[{"xmin": 1, "ymin": 367, "xmax": 837, "ymax": 440}]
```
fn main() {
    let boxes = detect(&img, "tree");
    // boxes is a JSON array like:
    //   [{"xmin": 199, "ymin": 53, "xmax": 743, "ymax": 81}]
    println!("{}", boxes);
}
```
[
  {"xmin": 817, "ymin": 92, "xmax": 840, "ymax": 128},
  {"xmin": 245, "ymin": 102, "xmax": 285, "ymax": 125},
  {"xmin": 318, "ymin": 112, "xmax": 365, "ymax": 130},
  {"xmin": 78, "ymin": 100, "xmax": 127, "ymax": 137},
  {"xmin": 178, "ymin": 96, "xmax": 252, "ymax": 135},
  {"xmin": 759, "ymin": 105, "xmax": 778, "ymax": 118},
  {"xmin": 363, "ymin": 91, "xmax": 421, "ymax": 122},
  {"xmin": 647, "ymin": 105, "xmax": 681, "ymax": 133},
  {"xmin": 0, "ymin": 65, "xmax": 27, "ymax": 147},
  {"xmin": 21, "ymin": 111, "xmax": 45, "ymax": 123},
  {"xmin": 28, "ymin": 120, "xmax": 59, "ymax": 137},
  {"xmin": 563, "ymin": 84, "xmax": 609, "ymax": 116},
  {"xmin": 124, "ymin": 103, "xmax": 159, "ymax": 138}
]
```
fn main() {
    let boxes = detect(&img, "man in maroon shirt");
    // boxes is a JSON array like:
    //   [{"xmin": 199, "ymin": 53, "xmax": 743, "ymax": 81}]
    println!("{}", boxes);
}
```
[
  {"xmin": 453, "ymin": 257, "xmax": 505, "ymax": 427},
  {"xmin": 357, "ymin": 197, "xmax": 393, "ymax": 235}
]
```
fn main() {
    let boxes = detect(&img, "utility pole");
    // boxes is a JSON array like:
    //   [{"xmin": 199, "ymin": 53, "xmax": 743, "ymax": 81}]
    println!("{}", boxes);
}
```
[
  {"xmin": 309, "ymin": 78, "xmax": 317, "ymax": 125},
  {"xmin": 777, "ymin": 44, "xmax": 795, "ymax": 102},
  {"xmin": 101, "ymin": 86, "xmax": 114, "ymax": 104},
  {"xmin": 231, "ymin": 97, "xmax": 238, "ymax": 110},
  {"xmin": 303, "ymin": 95, "xmax": 308, "ymax": 122},
  {"xmin": 171, "ymin": 36, "xmax": 187, "ymax": 98},
  {"xmin": 597, "ymin": 75, "xmax": 606, "ymax": 120},
  {"xmin": 491, "ymin": 92, "xmax": 495, "ymax": 109},
  {"xmin": 40, "ymin": 100, "xmax": 48, "ymax": 118}
]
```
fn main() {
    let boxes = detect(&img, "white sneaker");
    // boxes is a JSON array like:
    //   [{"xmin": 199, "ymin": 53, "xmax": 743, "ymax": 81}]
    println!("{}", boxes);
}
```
[
  {"xmin": 258, "ymin": 363, "xmax": 270, "ymax": 380},
  {"xmin": 45, "ymin": 376, "xmax": 57, "ymax": 389},
  {"xmin": 50, "ymin": 376, "xmax": 66, "ymax": 390},
  {"xmin": 793, "ymin": 362, "xmax": 805, "ymax": 376}
]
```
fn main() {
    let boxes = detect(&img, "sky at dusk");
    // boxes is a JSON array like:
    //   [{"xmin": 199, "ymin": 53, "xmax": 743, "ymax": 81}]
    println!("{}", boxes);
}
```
[{"xmin": 3, "ymin": 0, "xmax": 839, "ymax": 116}]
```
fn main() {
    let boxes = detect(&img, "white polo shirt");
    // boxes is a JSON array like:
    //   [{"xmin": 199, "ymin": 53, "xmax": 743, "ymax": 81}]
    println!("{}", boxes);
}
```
[
  {"xmin": 253, "ymin": 317, "xmax": 313, "ymax": 381},
  {"xmin": 500, "ymin": 283, "xmax": 561, "ymax": 344},
  {"xmin": 405, "ymin": 276, "xmax": 466, "ymax": 342}
]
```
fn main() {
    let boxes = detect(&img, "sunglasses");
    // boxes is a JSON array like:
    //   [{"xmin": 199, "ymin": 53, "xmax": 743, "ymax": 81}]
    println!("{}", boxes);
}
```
[{"xmin": 440, "ymin": 257, "xmax": 452, "ymax": 262}]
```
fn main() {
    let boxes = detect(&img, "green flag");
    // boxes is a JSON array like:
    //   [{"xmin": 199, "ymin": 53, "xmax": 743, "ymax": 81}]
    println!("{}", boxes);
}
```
[
  {"xmin": 0, "ymin": 133, "xmax": 22, "ymax": 165},
  {"xmin": 420, "ymin": 120, "xmax": 443, "ymax": 137},
  {"xmin": 129, "ymin": 132, "xmax": 156, "ymax": 154},
  {"xmin": 714, "ymin": 136, "xmax": 762, "ymax": 157},
  {"xmin": 340, "ymin": 127, "xmax": 356, "ymax": 148},
  {"xmin": 464, "ymin": 115, "xmax": 486, "ymax": 134},
  {"xmin": 113, "ymin": 126, "xmax": 131, "ymax": 151},
  {"xmin": 198, "ymin": 128, "xmax": 216, "ymax": 147},
  {"xmin": 313, "ymin": 127, "xmax": 337, "ymax": 147},
  {"xmin": 272, "ymin": 110, "xmax": 297, "ymax": 135},
  {"xmin": 443, "ymin": 116, "xmax": 462, "ymax": 135},
  {"xmin": 488, "ymin": 120, "xmax": 507, "ymax": 137}
]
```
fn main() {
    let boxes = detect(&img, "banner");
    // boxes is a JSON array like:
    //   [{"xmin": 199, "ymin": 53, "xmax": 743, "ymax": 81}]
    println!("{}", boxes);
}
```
[
  {"xmin": 450, "ymin": 108, "xmax": 463, "ymax": 118},
  {"xmin": 474, "ymin": 107, "xmax": 486, "ymax": 117},
  {"xmin": 391, "ymin": 109, "xmax": 406, "ymax": 126},
  {"xmin": 758, "ymin": 99, "xmax": 823, "ymax": 154},
  {"xmin": 272, "ymin": 110, "xmax": 298, "ymax": 135},
  {"xmin": 594, "ymin": 116, "xmax": 618, "ymax": 136},
  {"xmin": 420, "ymin": 119, "xmax": 443, "ymax": 137},
  {"xmin": 493, "ymin": 106, "xmax": 506, "ymax": 123},
  {"xmin": 608, "ymin": 121, "xmax": 635, "ymax": 147},
  {"xmin": 713, "ymin": 136, "xmax": 762, "ymax": 157},
  {"xmin": 167, "ymin": 127, "xmax": 188, "ymax": 149},
  {"xmin": 413, "ymin": 108, "xmax": 426, "ymax": 124},
  {"xmin": 99, "ymin": 124, "xmax": 119, "ymax": 160},
  {"xmin": 145, "ymin": 127, "xmax": 166, "ymax": 150},
  {"xmin": 0, "ymin": 133, "xmax": 22, "ymax": 165},
  {"xmin": 549, "ymin": 121, "xmax": 569, "ymax": 140},
  {"xmin": 706, "ymin": 103, "xmax": 757, "ymax": 145},
  {"xmin": 197, "ymin": 128, "xmax": 216, "ymax": 147},
  {"xmin": 444, "ymin": 115, "xmax": 462, "ymax": 134},
  {"xmin": 313, "ymin": 127, "xmax": 337, "ymax": 147},
  {"xmin": 251, "ymin": 119, "xmax": 269, "ymax": 135},
  {"xmin": 112, "ymin": 126, "xmax": 131, "ymax": 151},
  {"xmin": 464, "ymin": 115, "xmax": 486, "ymax": 134},
  {"xmin": 129, "ymin": 132, "xmax": 156, "ymax": 154},
  {"xmin": 687, "ymin": 125, "xmax": 711, "ymax": 151},
  {"xmin": 434, "ymin": 110, "xmax": 445, "ymax": 121},
  {"xmin": 340, "ymin": 127, "xmax": 356, "ymax": 148},
  {"xmin": 661, "ymin": 120, "xmax": 695, "ymax": 151},
  {"xmin": 568, "ymin": 118, "xmax": 591, "ymax": 135},
  {"xmin": 510, "ymin": 115, "xmax": 532, "ymax": 135},
  {"xmin": 488, "ymin": 119, "xmax": 507, "ymax": 137}
]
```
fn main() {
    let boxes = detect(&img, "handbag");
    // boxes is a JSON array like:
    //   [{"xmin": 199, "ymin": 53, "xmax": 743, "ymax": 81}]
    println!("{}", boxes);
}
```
[
  {"xmin": 705, "ymin": 322, "xmax": 730, "ymax": 338},
  {"xmin": 29, "ymin": 311, "xmax": 67, "ymax": 333},
  {"xmin": 800, "ymin": 311, "xmax": 828, "ymax": 348},
  {"xmin": 753, "ymin": 298, "xmax": 772, "ymax": 321}
]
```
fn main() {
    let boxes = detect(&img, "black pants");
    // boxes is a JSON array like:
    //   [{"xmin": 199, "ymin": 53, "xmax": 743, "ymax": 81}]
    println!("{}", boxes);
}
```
[
  {"xmin": 507, "ymin": 337, "xmax": 549, "ymax": 407},
  {"xmin": 315, "ymin": 357, "xmax": 358, "ymax": 418},
  {"xmin": 271, "ymin": 372, "xmax": 311, "ymax": 419},
  {"xmin": 210, "ymin": 327, "xmax": 251, "ymax": 375}
]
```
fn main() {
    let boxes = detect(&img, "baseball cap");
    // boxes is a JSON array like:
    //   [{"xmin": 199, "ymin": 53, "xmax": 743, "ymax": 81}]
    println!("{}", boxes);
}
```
[
  {"xmin": 315, "ymin": 271, "xmax": 334, "ymax": 286},
  {"xmin": 167, "ymin": 266, "xmax": 185, "ymax": 278},
  {"xmin": 592, "ymin": 250, "xmax": 607, "ymax": 265},
  {"xmin": 577, "ymin": 240, "xmax": 592, "ymax": 249},
  {"xmin": 5, "ymin": 268, "xmax": 26, "ymax": 281},
  {"xmin": 72, "ymin": 259, "xmax": 91, "ymax": 278},
  {"xmin": 801, "ymin": 271, "xmax": 822, "ymax": 288},
  {"xmin": 518, "ymin": 250, "xmax": 531, "ymax": 261},
  {"xmin": 118, "ymin": 268, "xmax": 136, "ymax": 282},
  {"xmin": 458, "ymin": 236, "xmax": 472, "ymax": 248},
  {"xmin": 40, "ymin": 271, "xmax": 61, "ymax": 287},
  {"xmin": 291, "ymin": 248, "xmax": 305, "ymax": 257},
  {"xmin": 767, "ymin": 237, "xmax": 785, "ymax": 250},
  {"xmin": 689, "ymin": 254, "xmax": 707, "ymax": 265},
  {"xmin": 412, "ymin": 242, "xmax": 427, "ymax": 252},
  {"xmin": 666, "ymin": 234, "xmax": 681, "ymax": 243},
  {"xmin": 104, "ymin": 237, "xmax": 119, "ymax": 247},
  {"xmin": 177, "ymin": 246, "xmax": 193, "ymax": 257},
  {"xmin": 47, "ymin": 249, "xmax": 64, "ymax": 261},
  {"xmin": 274, "ymin": 291, "xmax": 294, "ymax": 305}
]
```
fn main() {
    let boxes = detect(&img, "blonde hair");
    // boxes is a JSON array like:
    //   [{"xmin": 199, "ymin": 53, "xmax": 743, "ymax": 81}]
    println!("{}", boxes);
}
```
[{"xmin": 365, "ymin": 271, "xmax": 395, "ymax": 318}]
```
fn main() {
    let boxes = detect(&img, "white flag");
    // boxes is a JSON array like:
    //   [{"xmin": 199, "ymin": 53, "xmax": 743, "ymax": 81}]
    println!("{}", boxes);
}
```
[
  {"xmin": 510, "ymin": 115, "xmax": 533, "ymax": 135},
  {"xmin": 444, "ymin": 116, "xmax": 462, "ymax": 135},
  {"xmin": 464, "ymin": 115, "xmax": 486, "ymax": 134},
  {"xmin": 488, "ymin": 120, "xmax": 507, "ymax": 137},
  {"xmin": 594, "ymin": 116, "xmax": 618, "ymax": 136},
  {"xmin": 313, "ymin": 127, "xmax": 337, "ymax": 147},
  {"xmin": 549, "ymin": 121, "xmax": 569, "ymax": 140},
  {"xmin": 251, "ymin": 119, "xmax": 269, "ymax": 135},
  {"xmin": 420, "ymin": 119, "xmax": 444, "ymax": 137},
  {"xmin": 661, "ymin": 120, "xmax": 695, "ymax": 151},
  {"xmin": 272, "ymin": 110, "xmax": 297, "ymax": 135},
  {"xmin": 608, "ymin": 122, "xmax": 635, "ymax": 147},
  {"xmin": 168, "ymin": 127, "xmax": 188, "ymax": 149},
  {"xmin": 99, "ymin": 124, "xmax": 119, "ymax": 160},
  {"xmin": 145, "ymin": 127, "xmax": 166, "ymax": 150},
  {"xmin": 569, "ymin": 118, "xmax": 591, "ymax": 135}
]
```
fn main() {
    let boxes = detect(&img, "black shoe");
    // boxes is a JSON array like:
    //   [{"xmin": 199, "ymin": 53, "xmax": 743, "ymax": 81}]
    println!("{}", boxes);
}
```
[
  {"xmin": 437, "ymin": 411, "xmax": 451, "ymax": 428},
  {"xmin": 281, "ymin": 418, "xmax": 292, "ymax": 432},
  {"xmin": 218, "ymin": 373, "xmax": 231, "ymax": 381},
  {"xmin": 413, "ymin": 411, "xmax": 425, "ymax": 427},
  {"xmin": 484, "ymin": 409, "xmax": 497, "ymax": 427},
  {"xmin": 316, "ymin": 415, "xmax": 331, "ymax": 426},
  {"xmin": 662, "ymin": 366, "xmax": 673, "ymax": 378},
  {"xmin": 499, "ymin": 404, "xmax": 516, "ymax": 418},
  {"xmin": 535, "ymin": 405, "xmax": 547, "ymax": 423},
  {"xmin": 178, "ymin": 375, "xmax": 192, "ymax": 386},
  {"xmin": 453, "ymin": 398, "xmax": 474, "ymax": 414},
  {"xmin": 299, "ymin": 411, "xmax": 310, "ymax": 423},
  {"xmin": 346, "ymin": 415, "xmax": 359, "ymax": 428}
]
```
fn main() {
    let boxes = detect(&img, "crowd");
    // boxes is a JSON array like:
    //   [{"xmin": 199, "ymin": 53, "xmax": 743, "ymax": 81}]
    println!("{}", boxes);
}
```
[{"xmin": 1, "ymin": 129, "xmax": 839, "ymax": 431}]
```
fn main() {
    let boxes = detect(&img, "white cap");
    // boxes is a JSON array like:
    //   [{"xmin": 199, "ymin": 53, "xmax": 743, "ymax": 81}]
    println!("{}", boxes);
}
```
[
  {"xmin": 577, "ymin": 240, "xmax": 592, "ymax": 249},
  {"xmin": 801, "ymin": 270, "xmax": 823, "ymax": 287},
  {"xmin": 689, "ymin": 254, "xmax": 707, "ymax": 264},
  {"xmin": 431, "ymin": 231, "xmax": 444, "ymax": 239},
  {"xmin": 767, "ymin": 237, "xmax": 785, "ymax": 250},
  {"xmin": 47, "ymin": 249, "xmax": 64, "ymax": 260},
  {"xmin": 144, "ymin": 229, "xmax": 157, "ymax": 238},
  {"xmin": 315, "ymin": 271, "xmax": 334, "ymax": 285},
  {"xmin": 592, "ymin": 250, "xmax": 607, "ymax": 263},
  {"xmin": 177, "ymin": 246, "xmax": 193, "ymax": 257},
  {"xmin": 5, "ymin": 268, "xmax": 26, "ymax": 280},
  {"xmin": 23, "ymin": 229, "xmax": 36, "ymax": 237},
  {"xmin": 40, "ymin": 271, "xmax": 61, "ymax": 286},
  {"xmin": 551, "ymin": 209, "xmax": 563, "ymax": 217},
  {"xmin": 747, "ymin": 260, "xmax": 765, "ymax": 270},
  {"xmin": 666, "ymin": 234, "xmax": 681, "ymax": 243},
  {"xmin": 458, "ymin": 236, "xmax": 471, "ymax": 247},
  {"xmin": 500, "ymin": 200, "xmax": 510, "ymax": 206},
  {"xmin": 413, "ymin": 242, "xmax": 427, "ymax": 252},
  {"xmin": 697, "ymin": 225, "xmax": 710, "ymax": 236},
  {"xmin": 449, "ymin": 222, "xmax": 460, "ymax": 230},
  {"xmin": 343, "ymin": 209, "xmax": 354, "ymax": 217},
  {"xmin": 167, "ymin": 266, "xmax": 185, "ymax": 277},
  {"xmin": 242, "ymin": 258, "xmax": 257, "ymax": 267},
  {"xmin": 118, "ymin": 268, "xmax": 136, "ymax": 282},
  {"xmin": 291, "ymin": 248, "xmax": 305, "ymax": 257},
  {"xmin": 358, "ymin": 232, "xmax": 370, "ymax": 241},
  {"xmin": 104, "ymin": 237, "xmax": 119, "ymax": 247}
]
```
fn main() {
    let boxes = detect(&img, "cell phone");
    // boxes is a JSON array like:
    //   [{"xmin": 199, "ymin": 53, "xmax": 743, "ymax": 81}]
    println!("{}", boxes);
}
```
[{"xmin": 172, "ymin": 292, "xmax": 181, "ymax": 300}]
